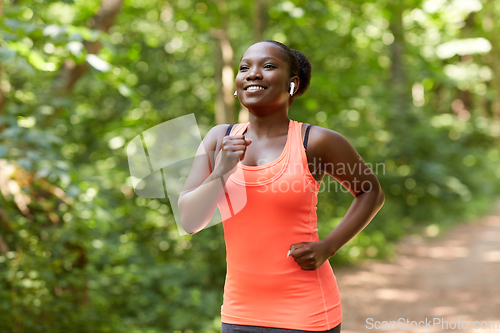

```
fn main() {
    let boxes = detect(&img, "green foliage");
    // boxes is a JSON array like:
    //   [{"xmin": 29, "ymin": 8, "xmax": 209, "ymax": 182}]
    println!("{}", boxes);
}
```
[{"xmin": 1, "ymin": 0, "xmax": 500, "ymax": 332}]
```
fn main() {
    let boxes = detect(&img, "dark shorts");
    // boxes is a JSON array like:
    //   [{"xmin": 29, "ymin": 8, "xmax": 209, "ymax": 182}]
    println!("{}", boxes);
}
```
[{"xmin": 221, "ymin": 322, "xmax": 341, "ymax": 333}]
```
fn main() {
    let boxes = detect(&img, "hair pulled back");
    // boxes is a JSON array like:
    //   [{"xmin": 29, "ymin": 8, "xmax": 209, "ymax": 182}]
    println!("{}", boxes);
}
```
[{"xmin": 259, "ymin": 40, "xmax": 312, "ymax": 102}]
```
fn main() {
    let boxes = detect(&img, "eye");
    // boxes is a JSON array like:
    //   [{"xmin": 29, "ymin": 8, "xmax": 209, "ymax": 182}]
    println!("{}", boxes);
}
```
[
  {"xmin": 264, "ymin": 64, "xmax": 276, "ymax": 69},
  {"xmin": 239, "ymin": 65, "xmax": 248, "ymax": 71}
]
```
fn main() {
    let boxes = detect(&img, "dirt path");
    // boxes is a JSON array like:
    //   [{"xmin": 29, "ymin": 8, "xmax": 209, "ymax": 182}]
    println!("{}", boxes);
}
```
[{"xmin": 335, "ymin": 203, "xmax": 500, "ymax": 333}]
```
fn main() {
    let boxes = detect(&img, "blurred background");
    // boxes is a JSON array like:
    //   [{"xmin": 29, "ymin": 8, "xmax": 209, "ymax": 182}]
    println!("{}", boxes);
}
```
[{"xmin": 1, "ymin": 0, "xmax": 500, "ymax": 332}]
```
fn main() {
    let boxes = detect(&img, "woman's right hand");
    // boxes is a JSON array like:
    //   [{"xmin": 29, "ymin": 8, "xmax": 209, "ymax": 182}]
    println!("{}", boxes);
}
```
[{"xmin": 214, "ymin": 134, "xmax": 252, "ymax": 178}]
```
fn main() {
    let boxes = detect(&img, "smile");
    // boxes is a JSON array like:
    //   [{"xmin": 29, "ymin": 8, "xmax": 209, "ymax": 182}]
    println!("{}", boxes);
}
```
[{"xmin": 245, "ymin": 86, "xmax": 266, "ymax": 92}]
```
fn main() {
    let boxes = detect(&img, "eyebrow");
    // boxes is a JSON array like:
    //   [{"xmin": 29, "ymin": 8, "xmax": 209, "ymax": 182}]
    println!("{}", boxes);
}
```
[{"xmin": 240, "ymin": 56, "xmax": 279, "ymax": 63}]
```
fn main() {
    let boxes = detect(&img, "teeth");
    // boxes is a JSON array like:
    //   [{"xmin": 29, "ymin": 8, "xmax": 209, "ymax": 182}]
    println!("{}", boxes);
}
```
[{"xmin": 247, "ymin": 86, "xmax": 265, "ymax": 91}]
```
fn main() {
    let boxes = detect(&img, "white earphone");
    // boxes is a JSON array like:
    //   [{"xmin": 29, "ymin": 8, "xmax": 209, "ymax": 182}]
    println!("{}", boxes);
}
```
[{"xmin": 290, "ymin": 82, "xmax": 295, "ymax": 96}]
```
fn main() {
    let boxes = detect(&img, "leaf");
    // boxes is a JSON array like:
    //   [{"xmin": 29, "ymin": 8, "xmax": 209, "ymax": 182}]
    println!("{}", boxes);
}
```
[
  {"xmin": 118, "ymin": 83, "xmax": 132, "ymax": 97},
  {"xmin": 35, "ymin": 167, "xmax": 51, "ymax": 178},
  {"xmin": 66, "ymin": 26, "xmax": 101, "ymax": 41},
  {"xmin": 28, "ymin": 51, "xmax": 45, "ymax": 70},
  {"xmin": 22, "ymin": 23, "xmax": 36, "ymax": 34},
  {"xmin": 8, "ymin": 41, "xmax": 30, "ymax": 56},
  {"xmin": 18, "ymin": 158, "xmax": 32, "ymax": 171},
  {"xmin": 66, "ymin": 41, "xmax": 84, "ymax": 57},
  {"xmin": 42, "ymin": 24, "xmax": 67, "ymax": 38},
  {"xmin": 4, "ymin": 19, "xmax": 21, "ymax": 29},
  {"xmin": 0, "ymin": 47, "xmax": 17, "ymax": 62},
  {"xmin": 86, "ymin": 54, "xmax": 111, "ymax": 72}
]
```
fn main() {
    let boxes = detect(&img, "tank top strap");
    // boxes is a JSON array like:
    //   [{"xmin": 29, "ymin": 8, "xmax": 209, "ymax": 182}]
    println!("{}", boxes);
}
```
[
  {"xmin": 289, "ymin": 120, "xmax": 305, "ymax": 165},
  {"xmin": 231, "ymin": 122, "xmax": 250, "ymax": 136},
  {"xmin": 290, "ymin": 120, "xmax": 321, "ymax": 193}
]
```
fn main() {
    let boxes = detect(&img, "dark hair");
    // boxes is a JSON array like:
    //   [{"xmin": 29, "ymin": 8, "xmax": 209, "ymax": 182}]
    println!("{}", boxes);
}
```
[{"xmin": 258, "ymin": 40, "xmax": 312, "ymax": 103}]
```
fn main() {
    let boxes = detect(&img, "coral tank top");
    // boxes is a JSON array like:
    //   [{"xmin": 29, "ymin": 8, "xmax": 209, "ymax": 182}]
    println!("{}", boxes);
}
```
[{"xmin": 214, "ymin": 119, "xmax": 342, "ymax": 331}]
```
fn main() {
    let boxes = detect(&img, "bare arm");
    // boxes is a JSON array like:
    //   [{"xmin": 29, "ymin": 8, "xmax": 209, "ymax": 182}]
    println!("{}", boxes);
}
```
[
  {"xmin": 313, "ymin": 127, "xmax": 385, "ymax": 257},
  {"xmin": 289, "ymin": 127, "xmax": 385, "ymax": 269}
]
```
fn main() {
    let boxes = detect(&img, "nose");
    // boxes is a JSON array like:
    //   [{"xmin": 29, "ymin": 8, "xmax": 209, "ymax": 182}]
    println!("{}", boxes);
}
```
[{"xmin": 246, "ymin": 66, "xmax": 262, "ymax": 80}]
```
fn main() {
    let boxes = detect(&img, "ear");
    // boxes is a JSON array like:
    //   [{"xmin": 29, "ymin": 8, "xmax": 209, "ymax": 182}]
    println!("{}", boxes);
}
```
[{"xmin": 290, "ymin": 76, "xmax": 300, "ymax": 95}]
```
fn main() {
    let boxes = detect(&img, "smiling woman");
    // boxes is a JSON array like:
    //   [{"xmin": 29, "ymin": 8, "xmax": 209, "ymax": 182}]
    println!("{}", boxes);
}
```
[{"xmin": 177, "ymin": 40, "xmax": 385, "ymax": 333}]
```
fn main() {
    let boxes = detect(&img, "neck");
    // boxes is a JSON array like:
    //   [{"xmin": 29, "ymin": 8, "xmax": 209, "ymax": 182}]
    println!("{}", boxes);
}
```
[{"xmin": 246, "ymin": 112, "xmax": 290, "ymax": 138}]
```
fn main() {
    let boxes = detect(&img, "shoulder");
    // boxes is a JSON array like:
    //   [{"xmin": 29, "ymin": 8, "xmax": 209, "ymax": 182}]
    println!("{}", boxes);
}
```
[
  {"xmin": 203, "ymin": 124, "xmax": 233, "ymax": 144},
  {"xmin": 315, "ymin": 126, "xmax": 349, "ymax": 142},
  {"xmin": 304, "ymin": 124, "xmax": 356, "ymax": 161},
  {"xmin": 302, "ymin": 123, "xmax": 351, "ymax": 146}
]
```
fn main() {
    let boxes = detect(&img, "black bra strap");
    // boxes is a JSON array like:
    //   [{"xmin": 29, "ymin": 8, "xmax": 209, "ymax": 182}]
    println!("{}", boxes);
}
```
[
  {"xmin": 215, "ymin": 124, "xmax": 235, "ymax": 170},
  {"xmin": 225, "ymin": 124, "xmax": 234, "ymax": 136},
  {"xmin": 303, "ymin": 124, "xmax": 312, "ymax": 151}
]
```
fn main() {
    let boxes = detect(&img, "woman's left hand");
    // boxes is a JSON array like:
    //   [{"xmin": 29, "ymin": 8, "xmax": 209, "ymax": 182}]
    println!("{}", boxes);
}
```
[{"xmin": 287, "ymin": 240, "xmax": 332, "ymax": 270}]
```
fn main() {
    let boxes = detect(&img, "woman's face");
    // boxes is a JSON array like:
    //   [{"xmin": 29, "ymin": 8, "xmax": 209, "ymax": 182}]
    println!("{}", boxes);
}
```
[{"xmin": 235, "ymin": 42, "xmax": 294, "ymax": 111}]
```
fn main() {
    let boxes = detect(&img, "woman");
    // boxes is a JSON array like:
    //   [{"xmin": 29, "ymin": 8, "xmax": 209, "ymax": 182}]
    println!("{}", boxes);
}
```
[{"xmin": 178, "ymin": 40, "xmax": 385, "ymax": 332}]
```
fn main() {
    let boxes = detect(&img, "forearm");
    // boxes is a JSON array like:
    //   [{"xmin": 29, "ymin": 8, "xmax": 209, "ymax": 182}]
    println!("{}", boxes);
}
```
[
  {"xmin": 178, "ymin": 169, "xmax": 229, "ymax": 234},
  {"xmin": 322, "ymin": 187, "xmax": 385, "ymax": 257}
]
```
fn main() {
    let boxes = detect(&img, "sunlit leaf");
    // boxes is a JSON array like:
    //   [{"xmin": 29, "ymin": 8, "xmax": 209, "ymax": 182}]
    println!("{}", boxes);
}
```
[
  {"xmin": 86, "ymin": 54, "xmax": 111, "ymax": 72},
  {"xmin": 66, "ymin": 41, "xmax": 85, "ymax": 57}
]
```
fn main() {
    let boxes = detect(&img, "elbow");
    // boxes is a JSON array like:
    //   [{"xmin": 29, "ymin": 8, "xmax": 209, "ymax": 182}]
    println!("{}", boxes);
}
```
[
  {"xmin": 185, "ymin": 227, "xmax": 197, "ymax": 235},
  {"xmin": 179, "ymin": 213, "xmax": 197, "ymax": 235},
  {"xmin": 180, "ymin": 219, "xmax": 197, "ymax": 235},
  {"xmin": 178, "ymin": 211, "xmax": 202, "ymax": 235},
  {"xmin": 184, "ymin": 224, "xmax": 202, "ymax": 236},
  {"xmin": 355, "ymin": 182, "xmax": 385, "ymax": 207},
  {"xmin": 377, "ymin": 185, "xmax": 385, "ymax": 208}
]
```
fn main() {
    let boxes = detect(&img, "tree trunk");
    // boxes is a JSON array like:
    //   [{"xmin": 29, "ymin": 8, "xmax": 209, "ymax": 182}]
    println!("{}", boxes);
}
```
[
  {"xmin": 212, "ymin": 6, "xmax": 235, "ymax": 125},
  {"xmin": 238, "ymin": 1, "xmax": 268, "ymax": 123},
  {"xmin": 254, "ymin": 0, "xmax": 266, "ymax": 43},
  {"xmin": 0, "ymin": 0, "xmax": 6, "ymax": 119}
]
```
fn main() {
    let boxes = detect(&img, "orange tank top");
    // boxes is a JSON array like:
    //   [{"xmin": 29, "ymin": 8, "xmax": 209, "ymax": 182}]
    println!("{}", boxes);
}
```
[{"xmin": 214, "ymin": 119, "xmax": 342, "ymax": 331}]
